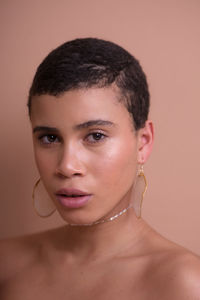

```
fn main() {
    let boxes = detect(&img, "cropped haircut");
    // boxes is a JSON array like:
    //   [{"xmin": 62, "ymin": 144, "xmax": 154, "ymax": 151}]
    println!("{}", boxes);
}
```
[{"xmin": 28, "ymin": 38, "xmax": 150, "ymax": 130}]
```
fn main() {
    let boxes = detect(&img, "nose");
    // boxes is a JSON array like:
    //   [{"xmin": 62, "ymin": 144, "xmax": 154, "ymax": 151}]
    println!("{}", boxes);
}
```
[{"xmin": 55, "ymin": 143, "xmax": 86, "ymax": 179}]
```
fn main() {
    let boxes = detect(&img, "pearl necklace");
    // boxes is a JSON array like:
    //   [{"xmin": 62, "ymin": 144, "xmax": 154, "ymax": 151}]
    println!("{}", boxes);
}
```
[{"xmin": 68, "ymin": 204, "xmax": 133, "ymax": 226}]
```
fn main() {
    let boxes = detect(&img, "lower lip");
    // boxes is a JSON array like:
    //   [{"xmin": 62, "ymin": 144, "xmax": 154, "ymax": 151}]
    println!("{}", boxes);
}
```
[{"xmin": 55, "ymin": 195, "xmax": 92, "ymax": 208}]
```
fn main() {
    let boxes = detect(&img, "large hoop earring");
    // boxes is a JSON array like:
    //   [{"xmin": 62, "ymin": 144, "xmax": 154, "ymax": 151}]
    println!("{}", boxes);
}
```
[
  {"xmin": 32, "ymin": 178, "xmax": 56, "ymax": 218},
  {"xmin": 132, "ymin": 165, "xmax": 148, "ymax": 218}
]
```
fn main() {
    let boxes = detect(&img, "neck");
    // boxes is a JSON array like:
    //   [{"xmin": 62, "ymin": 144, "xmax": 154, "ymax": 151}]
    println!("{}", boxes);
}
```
[
  {"xmin": 68, "ymin": 203, "xmax": 133, "ymax": 226},
  {"xmin": 54, "ymin": 208, "xmax": 149, "ymax": 263}
]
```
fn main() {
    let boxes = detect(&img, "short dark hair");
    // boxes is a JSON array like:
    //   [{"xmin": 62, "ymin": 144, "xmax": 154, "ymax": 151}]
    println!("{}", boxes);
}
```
[{"xmin": 28, "ymin": 38, "xmax": 150, "ymax": 130}]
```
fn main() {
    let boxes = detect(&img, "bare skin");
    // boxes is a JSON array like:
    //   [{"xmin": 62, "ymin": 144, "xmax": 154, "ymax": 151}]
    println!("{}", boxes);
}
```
[
  {"xmin": 1, "ymin": 216, "xmax": 200, "ymax": 300},
  {"xmin": 1, "ymin": 87, "xmax": 200, "ymax": 299}
]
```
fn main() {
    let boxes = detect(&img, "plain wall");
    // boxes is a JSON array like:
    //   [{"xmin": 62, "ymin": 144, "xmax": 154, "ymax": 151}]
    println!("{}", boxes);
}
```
[{"xmin": 0, "ymin": 0, "xmax": 200, "ymax": 254}]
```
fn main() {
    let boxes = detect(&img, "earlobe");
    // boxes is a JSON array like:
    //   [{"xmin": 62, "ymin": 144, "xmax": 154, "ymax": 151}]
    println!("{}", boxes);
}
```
[{"xmin": 137, "ymin": 120, "xmax": 154, "ymax": 164}]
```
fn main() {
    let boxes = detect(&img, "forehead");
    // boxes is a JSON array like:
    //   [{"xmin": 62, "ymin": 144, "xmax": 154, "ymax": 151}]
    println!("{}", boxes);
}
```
[{"xmin": 30, "ymin": 87, "xmax": 133, "ymax": 129}]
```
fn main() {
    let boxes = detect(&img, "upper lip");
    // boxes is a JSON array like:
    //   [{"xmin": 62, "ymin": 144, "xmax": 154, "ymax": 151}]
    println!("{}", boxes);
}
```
[{"xmin": 55, "ymin": 188, "xmax": 91, "ymax": 196}]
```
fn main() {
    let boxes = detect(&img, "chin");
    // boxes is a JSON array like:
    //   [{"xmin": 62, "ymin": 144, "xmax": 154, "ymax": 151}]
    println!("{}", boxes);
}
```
[{"xmin": 57, "ymin": 209, "xmax": 101, "ymax": 226}]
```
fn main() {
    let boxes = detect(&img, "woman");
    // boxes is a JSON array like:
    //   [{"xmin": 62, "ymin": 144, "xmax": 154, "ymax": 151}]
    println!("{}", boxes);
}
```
[{"xmin": 0, "ymin": 38, "xmax": 200, "ymax": 299}]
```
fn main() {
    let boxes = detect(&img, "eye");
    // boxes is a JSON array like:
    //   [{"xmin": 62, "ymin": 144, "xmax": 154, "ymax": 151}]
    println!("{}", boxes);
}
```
[
  {"xmin": 38, "ymin": 134, "xmax": 59, "ymax": 144},
  {"xmin": 85, "ymin": 132, "xmax": 107, "ymax": 143}
]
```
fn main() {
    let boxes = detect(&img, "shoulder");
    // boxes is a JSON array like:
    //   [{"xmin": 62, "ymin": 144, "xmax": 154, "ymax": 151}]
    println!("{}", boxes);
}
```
[
  {"xmin": 164, "ymin": 251, "xmax": 200, "ymax": 299},
  {"xmin": 0, "ymin": 230, "xmax": 51, "ymax": 283},
  {"xmin": 140, "ymin": 227, "xmax": 200, "ymax": 299},
  {"xmin": 149, "ymin": 245, "xmax": 200, "ymax": 299}
]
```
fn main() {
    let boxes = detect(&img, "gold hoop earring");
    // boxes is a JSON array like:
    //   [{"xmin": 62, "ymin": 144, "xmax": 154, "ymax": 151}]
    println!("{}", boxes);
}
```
[
  {"xmin": 137, "ymin": 165, "xmax": 147, "ymax": 218},
  {"xmin": 132, "ymin": 165, "xmax": 148, "ymax": 218},
  {"xmin": 32, "ymin": 178, "xmax": 56, "ymax": 218}
]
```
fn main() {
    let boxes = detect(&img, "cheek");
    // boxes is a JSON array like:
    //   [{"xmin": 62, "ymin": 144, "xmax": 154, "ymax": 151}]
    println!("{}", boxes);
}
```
[
  {"xmin": 33, "ymin": 148, "xmax": 55, "ymax": 179},
  {"xmin": 92, "ymin": 142, "xmax": 138, "ymax": 191}
]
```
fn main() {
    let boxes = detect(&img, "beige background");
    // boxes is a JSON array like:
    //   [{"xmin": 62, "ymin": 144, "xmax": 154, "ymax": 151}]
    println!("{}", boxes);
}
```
[{"xmin": 0, "ymin": 0, "xmax": 200, "ymax": 254}]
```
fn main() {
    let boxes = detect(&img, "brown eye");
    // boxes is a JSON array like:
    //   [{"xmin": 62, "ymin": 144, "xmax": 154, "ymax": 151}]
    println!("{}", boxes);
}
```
[
  {"xmin": 85, "ymin": 132, "xmax": 107, "ymax": 143},
  {"xmin": 39, "ymin": 134, "xmax": 59, "ymax": 144}
]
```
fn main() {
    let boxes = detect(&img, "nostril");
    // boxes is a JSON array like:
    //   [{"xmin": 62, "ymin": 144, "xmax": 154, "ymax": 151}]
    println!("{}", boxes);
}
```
[
  {"xmin": 55, "ymin": 154, "xmax": 85, "ymax": 178},
  {"xmin": 55, "ymin": 168, "xmax": 83, "ymax": 178},
  {"xmin": 55, "ymin": 171, "xmax": 68, "ymax": 179}
]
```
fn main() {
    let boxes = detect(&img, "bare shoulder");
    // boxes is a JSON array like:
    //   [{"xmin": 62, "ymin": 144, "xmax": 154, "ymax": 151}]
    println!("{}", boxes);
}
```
[
  {"xmin": 160, "ymin": 250, "xmax": 200, "ymax": 299},
  {"xmin": 0, "ymin": 229, "xmax": 53, "ymax": 283},
  {"xmin": 145, "ymin": 231, "xmax": 200, "ymax": 299},
  {"xmin": 164, "ymin": 249, "xmax": 199, "ymax": 294}
]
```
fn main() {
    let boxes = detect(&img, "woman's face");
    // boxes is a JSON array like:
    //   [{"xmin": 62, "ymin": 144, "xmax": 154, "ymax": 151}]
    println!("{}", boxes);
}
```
[{"xmin": 31, "ymin": 87, "xmax": 153, "ymax": 224}]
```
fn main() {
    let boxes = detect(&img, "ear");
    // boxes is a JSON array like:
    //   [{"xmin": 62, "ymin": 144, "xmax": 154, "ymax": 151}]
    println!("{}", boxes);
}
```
[{"xmin": 137, "ymin": 120, "xmax": 154, "ymax": 164}]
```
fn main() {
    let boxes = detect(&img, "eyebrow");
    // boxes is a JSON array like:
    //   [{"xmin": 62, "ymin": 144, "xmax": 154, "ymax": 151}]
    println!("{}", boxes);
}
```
[
  {"xmin": 33, "ymin": 126, "xmax": 59, "ymax": 133},
  {"xmin": 73, "ymin": 119, "xmax": 116, "ymax": 130},
  {"xmin": 33, "ymin": 120, "xmax": 116, "ymax": 133}
]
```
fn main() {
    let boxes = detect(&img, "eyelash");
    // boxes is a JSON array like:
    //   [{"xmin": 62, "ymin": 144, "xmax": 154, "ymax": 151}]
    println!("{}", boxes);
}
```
[
  {"xmin": 38, "ymin": 134, "xmax": 59, "ymax": 145},
  {"xmin": 85, "ymin": 132, "xmax": 107, "ymax": 143},
  {"xmin": 38, "ymin": 131, "xmax": 107, "ymax": 145}
]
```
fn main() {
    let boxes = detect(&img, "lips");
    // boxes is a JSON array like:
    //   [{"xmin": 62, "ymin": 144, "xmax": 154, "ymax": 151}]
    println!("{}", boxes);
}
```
[
  {"xmin": 56, "ymin": 188, "xmax": 90, "ymax": 197},
  {"xmin": 55, "ymin": 188, "xmax": 92, "ymax": 208}
]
